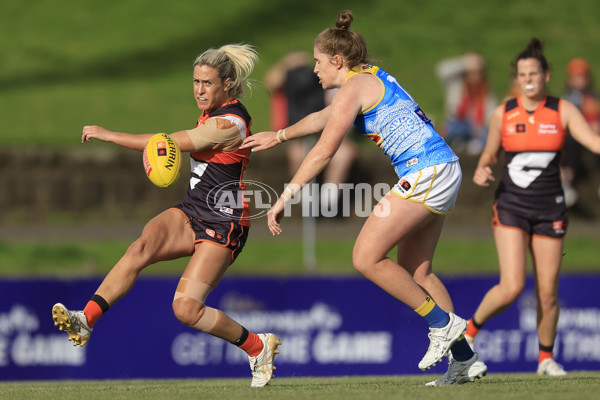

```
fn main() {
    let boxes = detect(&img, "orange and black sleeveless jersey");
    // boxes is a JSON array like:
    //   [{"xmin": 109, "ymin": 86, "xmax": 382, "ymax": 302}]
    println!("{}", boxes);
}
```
[
  {"xmin": 177, "ymin": 100, "xmax": 252, "ymax": 227},
  {"xmin": 495, "ymin": 95, "xmax": 566, "ymax": 218}
]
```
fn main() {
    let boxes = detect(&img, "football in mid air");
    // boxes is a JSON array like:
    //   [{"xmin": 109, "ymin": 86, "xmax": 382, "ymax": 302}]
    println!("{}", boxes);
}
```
[{"xmin": 142, "ymin": 133, "xmax": 181, "ymax": 188}]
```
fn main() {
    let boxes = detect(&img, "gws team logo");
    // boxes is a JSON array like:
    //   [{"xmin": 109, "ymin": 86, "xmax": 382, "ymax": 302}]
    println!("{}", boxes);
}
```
[
  {"xmin": 156, "ymin": 141, "xmax": 167, "ymax": 156},
  {"xmin": 206, "ymin": 180, "xmax": 279, "ymax": 221},
  {"xmin": 398, "ymin": 179, "xmax": 411, "ymax": 192}
]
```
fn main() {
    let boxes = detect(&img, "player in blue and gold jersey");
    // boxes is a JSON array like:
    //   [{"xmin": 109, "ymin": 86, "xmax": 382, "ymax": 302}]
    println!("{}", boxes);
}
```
[{"xmin": 242, "ymin": 10, "xmax": 486, "ymax": 386}]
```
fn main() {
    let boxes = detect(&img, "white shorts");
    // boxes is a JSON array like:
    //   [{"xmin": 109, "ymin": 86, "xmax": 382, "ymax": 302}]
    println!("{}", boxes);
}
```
[{"xmin": 391, "ymin": 161, "xmax": 462, "ymax": 214}]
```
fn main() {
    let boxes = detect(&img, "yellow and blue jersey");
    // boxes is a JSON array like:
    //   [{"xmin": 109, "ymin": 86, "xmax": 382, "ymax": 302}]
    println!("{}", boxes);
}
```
[{"xmin": 348, "ymin": 65, "xmax": 458, "ymax": 178}]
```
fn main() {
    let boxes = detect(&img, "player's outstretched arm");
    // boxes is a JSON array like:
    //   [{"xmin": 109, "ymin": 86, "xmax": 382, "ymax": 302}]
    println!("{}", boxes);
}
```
[
  {"xmin": 82, "ymin": 125, "xmax": 153, "ymax": 152},
  {"xmin": 241, "ymin": 105, "xmax": 333, "ymax": 152}
]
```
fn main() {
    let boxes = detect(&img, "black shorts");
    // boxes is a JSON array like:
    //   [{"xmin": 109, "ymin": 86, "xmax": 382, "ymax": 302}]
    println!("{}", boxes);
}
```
[
  {"xmin": 491, "ymin": 202, "xmax": 568, "ymax": 239},
  {"xmin": 172, "ymin": 206, "xmax": 249, "ymax": 261}
]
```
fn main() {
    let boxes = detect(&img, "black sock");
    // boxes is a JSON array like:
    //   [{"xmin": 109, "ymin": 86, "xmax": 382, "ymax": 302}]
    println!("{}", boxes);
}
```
[
  {"xmin": 233, "ymin": 327, "xmax": 249, "ymax": 346},
  {"xmin": 450, "ymin": 338, "xmax": 475, "ymax": 362},
  {"xmin": 90, "ymin": 294, "xmax": 110, "ymax": 314},
  {"xmin": 539, "ymin": 343, "xmax": 554, "ymax": 353},
  {"xmin": 471, "ymin": 317, "xmax": 484, "ymax": 330}
]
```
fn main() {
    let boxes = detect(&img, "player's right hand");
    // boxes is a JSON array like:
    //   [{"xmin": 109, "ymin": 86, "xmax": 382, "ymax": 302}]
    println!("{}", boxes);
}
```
[{"xmin": 473, "ymin": 165, "xmax": 495, "ymax": 187}]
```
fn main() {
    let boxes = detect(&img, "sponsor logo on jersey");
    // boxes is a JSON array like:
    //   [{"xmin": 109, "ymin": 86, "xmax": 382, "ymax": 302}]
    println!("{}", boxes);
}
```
[
  {"xmin": 219, "ymin": 207, "xmax": 234, "ymax": 215},
  {"xmin": 507, "ymin": 111, "xmax": 520, "ymax": 120},
  {"xmin": 516, "ymin": 123, "xmax": 526, "ymax": 133},
  {"xmin": 406, "ymin": 157, "xmax": 419, "ymax": 168},
  {"xmin": 205, "ymin": 229, "xmax": 215, "ymax": 238},
  {"xmin": 539, "ymin": 123, "xmax": 558, "ymax": 134}
]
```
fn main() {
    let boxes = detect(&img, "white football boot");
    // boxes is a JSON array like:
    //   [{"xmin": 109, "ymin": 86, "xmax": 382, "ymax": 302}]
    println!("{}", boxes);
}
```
[
  {"xmin": 52, "ymin": 303, "xmax": 92, "ymax": 347},
  {"xmin": 418, "ymin": 312, "xmax": 467, "ymax": 370},
  {"xmin": 249, "ymin": 333, "xmax": 282, "ymax": 387},
  {"xmin": 537, "ymin": 358, "xmax": 567, "ymax": 376},
  {"xmin": 426, "ymin": 353, "xmax": 488, "ymax": 386}
]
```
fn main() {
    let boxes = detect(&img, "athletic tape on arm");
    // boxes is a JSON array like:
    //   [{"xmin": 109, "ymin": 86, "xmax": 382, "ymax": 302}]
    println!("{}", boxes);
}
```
[{"xmin": 186, "ymin": 118, "xmax": 243, "ymax": 152}]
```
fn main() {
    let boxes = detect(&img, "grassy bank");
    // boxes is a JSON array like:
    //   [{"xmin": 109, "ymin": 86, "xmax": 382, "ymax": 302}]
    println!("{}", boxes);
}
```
[
  {"xmin": 2, "ymin": 0, "xmax": 600, "ymax": 147},
  {"xmin": 0, "ymin": 231, "xmax": 596, "ymax": 277}
]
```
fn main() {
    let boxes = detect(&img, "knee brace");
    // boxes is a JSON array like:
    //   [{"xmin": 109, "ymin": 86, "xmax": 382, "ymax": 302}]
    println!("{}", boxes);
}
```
[{"xmin": 173, "ymin": 278, "xmax": 219, "ymax": 333}]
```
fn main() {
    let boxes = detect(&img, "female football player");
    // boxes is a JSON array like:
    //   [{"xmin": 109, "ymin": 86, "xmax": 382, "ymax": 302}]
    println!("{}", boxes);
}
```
[
  {"xmin": 241, "ymin": 10, "xmax": 487, "ymax": 386},
  {"xmin": 466, "ymin": 38, "xmax": 600, "ymax": 376},
  {"xmin": 52, "ymin": 44, "xmax": 281, "ymax": 388}
]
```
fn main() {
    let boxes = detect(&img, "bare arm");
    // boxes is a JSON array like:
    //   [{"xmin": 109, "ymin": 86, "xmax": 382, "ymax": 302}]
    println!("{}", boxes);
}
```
[
  {"xmin": 82, "ymin": 125, "xmax": 195, "ymax": 153},
  {"xmin": 473, "ymin": 105, "xmax": 503, "ymax": 187},
  {"xmin": 240, "ymin": 105, "xmax": 333, "ymax": 152},
  {"xmin": 266, "ymin": 74, "xmax": 374, "ymax": 235},
  {"xmin": 561, "ymin": 99, "xmax": 600, "ymax": 154},
  {"xmin": 81, "ymin": 126, "xmax": 155, "ymax": 151},
  {"xmin": 81, "ymin": 116, "xmax": 244, "ymax": 153},
  {"xmin": 287, "ymin": 91, "xmax": 358, "ymax": 189}
]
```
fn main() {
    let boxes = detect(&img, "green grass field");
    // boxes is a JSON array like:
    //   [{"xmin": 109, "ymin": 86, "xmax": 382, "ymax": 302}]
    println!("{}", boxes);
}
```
[
  {"xmin": 2, "ymin": 0, "xmax": 599, "ymax": 263},
  {"xmin": 0, "ymin": 226, "xmax": 598, "ymax": 276},
  {"xmin": 1, "ymin": 373, "xmax": 600, "ymax": 400},
  {"xmin": 2, "ymin": 0, "xmax": 600, "ymax": 147},
  {"xmin": 2, "ymin": 2, "xmax": 599, "ymax": 396}
]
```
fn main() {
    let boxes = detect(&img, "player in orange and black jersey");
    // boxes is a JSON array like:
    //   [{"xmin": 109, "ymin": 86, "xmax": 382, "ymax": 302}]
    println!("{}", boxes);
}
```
[
  {"xmin": 495, "ymin": 95, "xmax": 566, "ymax": 230},
  {"xmin": 178, "ymin": 99, "xmax": 252, "ymax": 229},
  {"xmin": 52, "ymin": 44, "xmax": 282, "ymax": 388},
  {"xmin": 173, "ymin": 99, "xmax": 252, "ymax": 259},
  {"xmin": 467, "ymin": 38, "xmax": 600, "ymax": 376}
]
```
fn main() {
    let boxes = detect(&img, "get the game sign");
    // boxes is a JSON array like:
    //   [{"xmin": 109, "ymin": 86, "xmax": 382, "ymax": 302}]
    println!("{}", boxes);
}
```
[{"xmin": 1, "ymin": 275, "xmax": 599, "ymax": 380}]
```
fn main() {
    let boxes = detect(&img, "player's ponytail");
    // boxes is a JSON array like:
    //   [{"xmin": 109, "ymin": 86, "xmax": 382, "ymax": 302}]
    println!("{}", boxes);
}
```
[{"xmin": 194, "ymin": 43, "xmax": 258, "ymax": 99}]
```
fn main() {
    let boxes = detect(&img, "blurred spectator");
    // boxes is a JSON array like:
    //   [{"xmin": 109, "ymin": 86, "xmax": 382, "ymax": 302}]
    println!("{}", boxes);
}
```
[
  {"xmin": 436, "ymin": 52, "xmax": 498, "ymax": 155},
  {"xmin": 503, "ymin": 76, "xmax": 521, "ymax": 102},
  {"xmin": 265, "ymin": 51, "xmax": 358, "ymax": 211},
  {"xmin": 561, "ymin": 57, "xmax": 600, "ymax": 206}
]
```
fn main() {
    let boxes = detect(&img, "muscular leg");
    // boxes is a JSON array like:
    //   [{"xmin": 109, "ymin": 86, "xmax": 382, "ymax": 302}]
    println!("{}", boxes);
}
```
[
  {"xmin": 52, "ymin": 208, "xmax": 196, "ymax": 345},
  {"xmin": 354, "ymin": 193, "xmax": 475, "ymax": 370},
  {"xmin": 352, "ymin": 192, "xmax": 440, "ymax": 309},
  {"xmin": 172, "ymin": 241, "xmax": 244, "ymax": 342},
  {"xmin": 472, "ymin": 226, "xmax": 529, "ymax": 325},
  {"xmin": 530, "ymin": 236, "xmax": 563, "ymax": 348},
  {"xmin": 95, "ymin": 209, "xmax": 195, "ymax": 305},
  {"xmin": 172, "ymin": 240, "xmax": 281, "ymax": 387},
  {"xmin": 397, "ymin": 215, "xmax": 454, "ymax": 312}
]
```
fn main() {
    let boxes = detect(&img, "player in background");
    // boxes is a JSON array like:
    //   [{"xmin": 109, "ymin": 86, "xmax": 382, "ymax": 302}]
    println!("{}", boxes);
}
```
[
  {"xmin": 241, "ymin": 10, "xmax": 487, "ymax": 386},
  {"xmin": 560, "ymin": 57, "xmax": 600, "ymax": 207},
  {"xmin": 51, "ymin": 44, "xmax": 282, "ymax": 388},
  {"xmin": 467, "ymin": 38, "xmax": 600, "ymax": 376}
]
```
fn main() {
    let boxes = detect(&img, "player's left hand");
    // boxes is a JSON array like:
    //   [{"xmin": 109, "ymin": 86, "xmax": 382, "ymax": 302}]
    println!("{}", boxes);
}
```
[
  {"xmin": 267, "ymin": 197, "xmax": 286, "ymax": 235},
  {"xmin": 82, "ymin": 125, "xmax": 113, "ymax": 143}
]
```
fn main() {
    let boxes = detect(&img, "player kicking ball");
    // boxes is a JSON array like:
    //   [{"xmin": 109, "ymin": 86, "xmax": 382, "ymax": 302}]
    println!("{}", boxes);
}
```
[{"xmin": 52, "ymin": 43, "xmax": 281, "ymax": 388}]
